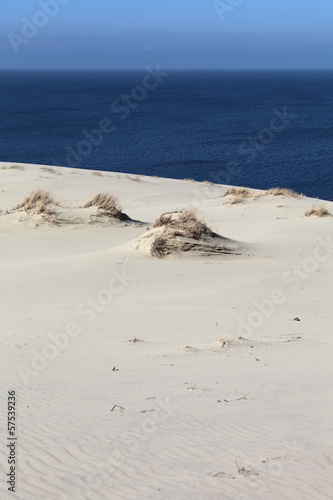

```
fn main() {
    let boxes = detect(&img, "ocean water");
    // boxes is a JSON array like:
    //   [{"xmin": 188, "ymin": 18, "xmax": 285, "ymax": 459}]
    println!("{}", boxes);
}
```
[{"xmin": 0, "ymin": 70, "xmax": 332, "ymax": 200}]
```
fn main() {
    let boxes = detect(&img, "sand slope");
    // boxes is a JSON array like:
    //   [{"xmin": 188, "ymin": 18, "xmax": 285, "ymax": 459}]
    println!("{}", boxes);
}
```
[{"xmin": 1, "ymin": 162, "xmax": 333, "ymax": 499}]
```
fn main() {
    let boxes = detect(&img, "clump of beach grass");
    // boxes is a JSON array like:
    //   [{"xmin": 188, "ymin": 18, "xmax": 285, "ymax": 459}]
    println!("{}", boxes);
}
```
[
  {"xmin": 151, "ymin": 235, "xmax": 170, "ymax": 258},
  {"xmin": 229, "ymin": 194, "xmax": 245, "ymax": 205},
  {"xmin": 222, "ymin": 187, "xmax": 254, "ymax": 198},
  {"xmin": 146, "ymin": 208, "xmax": 237, "ymax": 259},
  {"xmin": 135, "ymin": 208, "xmax": 240, "ymax": 259},
  {"xmin": 83, "ymin": 193, "xmax": 129, "ymax": 221},
  {"xmin": 222, "ymin": 187, "xmax": 255, "ymax": 204},
  {"xmin": 40, "ymin": 167, "xmax": 56, "ymax": 174},
  {"xmin": 9, "ymin": 165, "xmax": 25, "ymax": 171},
  {"xmin": 125, "ymin": 174, "xmax": 141, "ymax": 182},
  {"xmin": 153, "ymin": 208, "xmax": 214, "ymax": 241},
  {"xmin": 262, "ymin": 187, "xmax": 303, "ymax": 198},
  {"xmin": 304, "ymin": 205, "xmax": 331, "ymax": 217},
  {"xmin": 1, "ymin": 164, "xmax": 25, "ymax": 171},
  {"xmin": 13, "ymin": 190, "xmax": 57, "ymax": 215}
]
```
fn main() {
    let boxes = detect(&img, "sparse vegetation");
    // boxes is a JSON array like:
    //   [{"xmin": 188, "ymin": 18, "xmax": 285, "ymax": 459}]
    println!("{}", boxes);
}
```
[
  {"xmin": 125, "ymin": 175, "xmax": 141, "ymax": 182},
  {"xmin": 221, "ymin": 186, "xmax": 304, "ymax": 204},
  {"xmin": 151, "ymin": 235, "xmax": 170, "ymax": 258},
  {"xmin": 304, "ymin": 205, "xmax": 331, "ymax": 217},
  {"xmin": 9, "ymin": 165, "xmax": 24, "ymax": 171},
  {"xmin": 92, "ymin": 171, "xmax": 103, "ymax": 176},
  {"xmin": 83, "ymin": 193, "xmax": 129, "ymax": 221},
  {"xmin": 126, "ymin": 337, "xmax": 144, "ymax": 344},
  {"xmin": 228, "ymin": 194, "xmax": 244, "ymax": 205},
  {"xmin": 40, "ymin": 167, "xmax": 56, "ymax": 174},
  {"xmin": 263, "ymin": 187, "xmax": 302, "ymax": 198},
  {"xmin": 222, "ymin": 187, "xmax": 254, "ymax": 198},
  {"xmin": 182, "ymin": 178, "xmax": 196, "ymax": 182},
  {"xmin": 222, "ymin": 187, "xmax": 255, "ymax": 204},
  {"xmin": 1, "ymin": 165, "xmax": 25, "ymax": 171},
  {"xmin": 9, "ymin": 190, "xmax": 137, "ymax": 226},
  {"xmin": 144, "ymin": 209, "xmax": 236, "ymax": 259},
  {"xmin": 13, "ymin": 190, "xmax": 56, "ymax": 215},
  {"xmin": 153, "ymin": 209, "xmax": 214, "ymax": 240}
]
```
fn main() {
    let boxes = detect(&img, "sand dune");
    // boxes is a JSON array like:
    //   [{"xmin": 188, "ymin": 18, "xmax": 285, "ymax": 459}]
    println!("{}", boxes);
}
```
[{"xmin": 0, "ymin": 162, "xmax": 332, "ymax": 499}]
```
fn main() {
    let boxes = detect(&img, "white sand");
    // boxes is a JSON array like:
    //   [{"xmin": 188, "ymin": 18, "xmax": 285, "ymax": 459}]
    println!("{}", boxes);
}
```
[{"xmin": 0, "ymin": 162, "xmax": 332, "ymax": 500}]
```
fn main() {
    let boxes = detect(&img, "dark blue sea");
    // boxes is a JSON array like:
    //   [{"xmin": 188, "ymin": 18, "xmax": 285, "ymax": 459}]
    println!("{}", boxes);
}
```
[{"xmin": 1, "ymin": 70, "xmax": 332, "ymax": 200}]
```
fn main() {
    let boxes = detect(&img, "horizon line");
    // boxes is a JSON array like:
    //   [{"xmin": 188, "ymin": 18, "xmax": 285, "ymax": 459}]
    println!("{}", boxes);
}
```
[{"xmin": 1, "ymin": 67, "xmax": 333, "ymax": 72}]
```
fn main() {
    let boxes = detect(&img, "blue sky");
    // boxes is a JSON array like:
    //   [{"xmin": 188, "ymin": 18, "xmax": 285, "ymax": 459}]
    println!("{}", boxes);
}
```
[{"xmin": 1, "ymin": 0, "xmax": 333, "ymax": 69}]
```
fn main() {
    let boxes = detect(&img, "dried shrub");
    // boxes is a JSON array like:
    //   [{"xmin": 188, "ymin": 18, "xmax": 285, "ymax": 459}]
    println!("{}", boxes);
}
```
[
  {"xmin": 304, "ymin": 205, "xmax": 331, "ymax": 217},
  {"xmin": 151, "ymin": 236, "xmax": 170, "ymax": 258},
  {"xmin": 153, "ymin": 209, "xmax": 213, "ymax": 241},
  {"xmin": 9, "ymin": 165, "xmax": 25, "ymax": 171},
  {"xmin": 83, "ymin": 193, "xmax": 129, "ymax": 221},
  {"xmin": 40, "ymin": 167, "xmax": 56, "ymax": 174},
  {"xmin": 13, "ymin": 190, "xmax": 56, "ymax": 215},
  {"xmin": 125, "ymin": 175, "xmax": 141, "ymax": 182},
  {"xmin": 149, "ymin": 209, "xmax": 222, "ymax": 258},
  {"xmin": 222, "ymin": 187, "xmax": 254, "ymax": 198},
  {"xmin": 263, "ymin": 187, "xmax": 302, "ymax": 198},
  {"xmin": 153, "ymin": 213, "xmax": 174, "ymax": 228},
  {"xmin": 140, "ymin": 207, "xmax": 240, "ymax": 259},
  {"xmin": 1, "ymin": 165, "xmax": 25, "ymax": 171},
  {"xmin": 229, "ymin": 195, "xmax": 244, "ymax": 205}
]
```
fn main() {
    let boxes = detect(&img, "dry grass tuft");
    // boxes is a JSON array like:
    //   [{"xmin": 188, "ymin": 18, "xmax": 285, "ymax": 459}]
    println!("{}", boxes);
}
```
[
  {"xmin": 40, "ymin": 167, "xmax": 56, "ymax": 174},
  {"xmin": 9, "ymin": 165, "xmax": 25, "ymax": 171},
  {"xmin": 203, "ymin": 180, "xmax": 214, "ymax": 185},
  {"xmin": 125, "ymin": 175, "xmax": 141, "ymax": 182},
  {"xmin": 1, "ymin": 165, "xmax": 25, "ymax": 171},
  {"xmin": 304, "ymin": 205, "xmax": 331, "ymax": 217},
  {"xmin": 151, "ymin": 235, "xmax": 170, "ymax": 258},
  {"xmin": 153, "ymin": 209, "xmax": 214, "ymax": 241},
  {"xmin": 83, "ymin": 193, "xmax": 129, "ymax": 221},
  {"xmin": 229, "ymin": 194, "xmax": 244, "ymax": 205},
  {"xmin": 92, "ymin": 171, "xmax": 103, "ymax": 176},
  {"xmin": 147, "ymin": 209, "xmax": 230, "ymax": 259},
  {"xmin": 182, "ymin": 178, "xmax": 196, "ymax": 183},
  {"xmin": 263, "ymin": 187, "xmax": 302, "ymax": 198},
  {"xmin": 137, "ymin": 209, "xmax": 238, "ymax": 259},
  {"xmin": 222, "ymin": 187, "xmax": 254, "ymax": 198},
  {"xmin": 13, "ymin": 190, "xmax": 56, "ymax": 215},
  {"xmin": 223, "ymin": 187, "xmax": 255, "ymax": 204}
]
